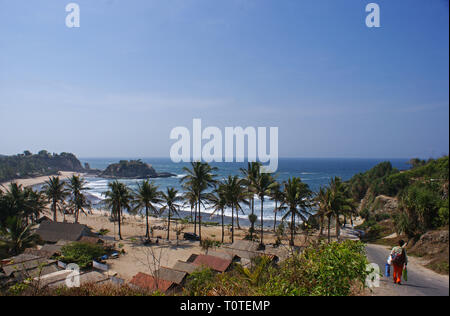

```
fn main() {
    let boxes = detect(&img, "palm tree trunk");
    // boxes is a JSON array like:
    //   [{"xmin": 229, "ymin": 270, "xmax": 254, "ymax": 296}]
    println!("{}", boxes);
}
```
[
  {"xmin": 319, "ymin": 216, "xmax": 324, "ymax": 236},
  {"xmin": 335, "ymin": 214, "xmax": 340, "ymax": 241},
  {"xmin": 231, "ymin": 205, "xmax": 235, "ymax": 243},
  {"xmin": 198, "ymin": 199, "xmax": 202, "ymax": 241},
  {"xmin": 118, "ymin": 208, "xmax": 123, "ymax": 240},
  {"xmin": 250, "ymin": 198, "xmax": 255, "ymax": 238},
  {"xmin": 145, "ymin": 205, "xmax": 149, "ymax": 238},
  {"xmin": 327, "ymin": 216, "xmax": 331, "ymax": 243},
  {"xmin": 273, "ymin": 201, "xmax": 277, "ymax": 232},
  {"xmin": 221, "ymin": 207, "xmax": 224, "ymax": 243},
  {"xmin": 194, "ymin": 202, "xmax": 198, "ymax": 235},
  {"xmin": 52, "ymin": 200, "xmax": 57, "ymax": 222},
  {"xmin": 260, "ymin": 198, "xmax": 264, "ymax": 245},
  {"xmin": 290, "ymin": 210, "xmax": 295, "ymax": 246},
  {"xmin": 167, "ymin": 210, "xmax": 171, "ymax": 240}
]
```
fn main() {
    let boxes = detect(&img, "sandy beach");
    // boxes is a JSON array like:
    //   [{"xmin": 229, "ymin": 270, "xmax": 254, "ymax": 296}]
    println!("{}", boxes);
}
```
[
  {"xmin": 0, "ymin": 172, "xmax": 86, "ymax": 192},
  {"xmin": 39, "ymin": 208, "xmax": 311, "ymax": 281}
]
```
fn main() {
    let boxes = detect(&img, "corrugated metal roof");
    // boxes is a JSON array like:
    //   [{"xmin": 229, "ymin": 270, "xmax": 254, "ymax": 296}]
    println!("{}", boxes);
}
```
[
  {"xmin": 49, "ymin": 271, "xmax": 110, "ymax": 288},
  {"xmin": 129, "ymin": 272, "xmax": 174, "ymax": 293},
  {"xmin": 192, "ymin": 254, "xmax": 232, "ymax": 273}
]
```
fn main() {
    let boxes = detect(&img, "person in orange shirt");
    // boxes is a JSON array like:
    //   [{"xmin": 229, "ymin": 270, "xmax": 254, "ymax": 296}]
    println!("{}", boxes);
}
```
[{"xmin": 390, "ymin": 240, "xmax": 408, "ymax": 285}]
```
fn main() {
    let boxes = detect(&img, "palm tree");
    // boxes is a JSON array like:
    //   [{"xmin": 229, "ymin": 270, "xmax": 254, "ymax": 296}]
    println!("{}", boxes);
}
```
[
  {"xmin": 270, "ymin": 182, "xmax": 284, "ymax": 232},
  {"xmin": 328, "ymin": 177, "xmax": 354, "ymax": 240},
  {"xmin": 43, "ymin": 176, "xmax": 68, "ymax": 222},
  {"xmin": 134, "ymin": 180, "xmax": 162, "ymax": 239},
  {"xmin": 2, "ymin": 216, "xmax": 38, "ymax": 255},
  {"xmin": 281, "ymin": 177, "xmax": 313, "ymax": 246},
  {"xmin": 23, "ymin": 188, "xmax": 46, "ymax": 224},
  {"xmin": 180, "ymin": 162, "xmax": 217, "ymax": 241},
  {"xmin": 253, "ymin": 172, "xmax": 275, "ymax": 246},
  {"xmin": 314, "ymin": 186, "xmax": 331, "ymax": 237},
  {"xmin": 160, "ymin": 187, "xmax": 183, "ymax": 240},
  {"xmin": 240, "ymin": 162, "xmax": 261, "ymax": 237},
  {"xmin": 67, "ymin": 175, "xmax": 91, "ymax": 223},
  {"xmin": 207, "ymin": 184, "xmax": 227, "ymax": 243},
  {"xmin": 103, "ymin": 181, "xmax": 133, "ymax": 240},
  {"xmin": 182, "ymin": 186, "xmax": 198, "ymax": 222},
  {"xmin": 3, "ymin": 183, "xmax": 45, "ymax": 224},
  {"xmin": 222, "ymin": 175, "xmax": 248, "ymax": 243}
]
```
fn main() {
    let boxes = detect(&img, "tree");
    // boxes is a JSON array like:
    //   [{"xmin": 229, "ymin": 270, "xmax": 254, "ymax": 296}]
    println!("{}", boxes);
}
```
[
  {"xmin": 182, "ymin": 186, "xmax": 198, "ymax": 223},
  {"xmin": 181, "ymin": 162, "xmax": 217, "ymax": 241},
  {"xmin": 314, "ymin": 187, "xmax": 331, "ymax": 237},
  {"xmin": 67, "ymin": 175, "xmax": 91, "ymax": 223},
  {"xmin": 222, "ymin": 175, "xmax": 248, "ymax": 243},
  {"xmin": 103, "ymin": 181, "xmax": 133, "ymax": 240},
  {"xmin": 2, "ymin": 216, "xmax": 38, "ymax": 255},
  {"xmin": 328, "ymin": 177, "xmax": 354, "ymax": 241},
  {"xmin": 134, "ymin": 180, "xmax": 162, "ymax": 239},
  {"xmin": 207, "ymin": 184, "xmax": 227, "ymax": 243},
  {"xmin": 43, "ymin": 176, "xmax": 69, "ymax": 222},
  {"xmin": 281, "ymin": 177, "xmax": 313, "ymax": 246},
  {"xmin": 240, "ymin": 162, "xmax": 261, "ymax": 238},
  {"xmin": 2, "ymin": 183, "xmax": 45, "ymax": 225},
  {"xmin": 253, "ymin": 172, "xmax": 275, "ymax": 246},
  {"xmin": 160, "ymin": 187, "xmax": 183, "ymax": 240},
  {"xmin": 270, "ymin": 182, "xmax": 284, "ymax": 232}
]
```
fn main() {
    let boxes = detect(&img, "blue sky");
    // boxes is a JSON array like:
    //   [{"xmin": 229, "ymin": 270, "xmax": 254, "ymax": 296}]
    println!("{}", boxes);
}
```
[{"xmin": 0, "ymin": 0, "xmax": 448, "ymax": 159}]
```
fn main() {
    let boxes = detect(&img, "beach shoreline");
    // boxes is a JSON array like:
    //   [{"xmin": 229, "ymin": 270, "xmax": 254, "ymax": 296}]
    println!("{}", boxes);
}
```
[{"xmin": 0, "ymin": 171, "xmax": 86, "ymax": 192}]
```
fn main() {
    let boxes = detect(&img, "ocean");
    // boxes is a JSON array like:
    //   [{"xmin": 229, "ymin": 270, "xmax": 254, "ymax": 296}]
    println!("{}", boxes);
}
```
[{"xmin": 77, "ymin": 158, "xmax": 410, "ymax": 226}]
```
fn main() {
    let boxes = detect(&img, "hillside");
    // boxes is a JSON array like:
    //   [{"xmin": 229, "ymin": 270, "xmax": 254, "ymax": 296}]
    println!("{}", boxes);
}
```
[
  {"xmin": 99, "ymin": 160, "xmax": 175, "ymax": 179},
  {"xmin": 350, "ymin": 156, "xmax": 449, "ymax": 274},
  {"xmin": 0, "ymin": 150, "xmax": 85, "ymax": 182}
]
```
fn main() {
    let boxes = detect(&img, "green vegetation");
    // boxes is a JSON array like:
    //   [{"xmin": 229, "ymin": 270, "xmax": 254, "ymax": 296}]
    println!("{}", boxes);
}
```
[
  {"xmin": 59, "ymin": 242, "xmax": 106, "ymax": 270},
  {"xmin": 350, "ymin": 156, "xmax": 449, "ymax": 239},
  {"xmin": 350, "ymin": 156, "xmax": 449, "ymax": 274},
  {"xmin": 184, "ymin": 241, "xmax": 369, "ymax": 296},
  {"xmin": 0, "ymin": 151, "xmax": 84, "ymax": 183}
]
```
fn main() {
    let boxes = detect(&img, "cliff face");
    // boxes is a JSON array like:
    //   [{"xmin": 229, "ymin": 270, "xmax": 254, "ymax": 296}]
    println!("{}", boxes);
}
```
[
  {"xmin": 99, "ymin": 160, "xmax": 176, "ymax": 179},
  {"xmin": 0, "ymin": 151, "xmax": 85, "ymax": 182}
]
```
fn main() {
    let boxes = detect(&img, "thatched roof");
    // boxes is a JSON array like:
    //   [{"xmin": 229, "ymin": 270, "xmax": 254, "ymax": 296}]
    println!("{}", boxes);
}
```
[
  {"xmin": 36, "ymin": 222, "xmax": 93, "ymax": 242},
  {"xmin": 155, "ymin": 267, "xmax": 187, "ymax": 285},
  {"xmin": 230, "ymin": 240, "xmax": 259, "ymax": 252},
  {"xmin": 172, "ymin": 261, "xmax": 199, "ymax": 274},
  {"xmin": 2, "ymin": 256, "xmax": 48, "ymax": 276},
  {"xmin": 192, "ymin": 254, "xmax": 232, "ymax": 273},
  {"xmin": 207, "ymin": 250, "xmax": 237, "ymax": 261}
]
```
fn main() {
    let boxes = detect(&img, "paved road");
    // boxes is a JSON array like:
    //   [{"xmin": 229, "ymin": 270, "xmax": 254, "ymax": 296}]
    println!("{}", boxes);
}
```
[{"xmin": 365, "ymin": 244, "xmax": 449, "ymax": 296}]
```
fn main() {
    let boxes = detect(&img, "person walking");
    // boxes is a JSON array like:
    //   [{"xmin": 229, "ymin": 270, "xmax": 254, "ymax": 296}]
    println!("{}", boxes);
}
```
[{"xmin": 390, "ymin": 240, "xmax": 408, "ymax": 285}]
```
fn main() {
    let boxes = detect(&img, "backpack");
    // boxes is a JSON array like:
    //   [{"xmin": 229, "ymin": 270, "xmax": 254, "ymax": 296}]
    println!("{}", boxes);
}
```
[{"xmin": 391, "ymin": 248, "xmax": 406, "ymax": 265}]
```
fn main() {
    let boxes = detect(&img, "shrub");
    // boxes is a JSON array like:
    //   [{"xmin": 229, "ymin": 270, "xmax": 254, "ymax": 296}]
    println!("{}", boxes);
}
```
[
  {"xmin": 184, "ymin": 268, "xmax": 216, "ymax": 296},
  {"xmin": 59, "ymin": 242, "xmax": 106, "ymax": 269},
  {"xmin": 260, "ymin": 240, "xmax": 369, "ymax": 296}
]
